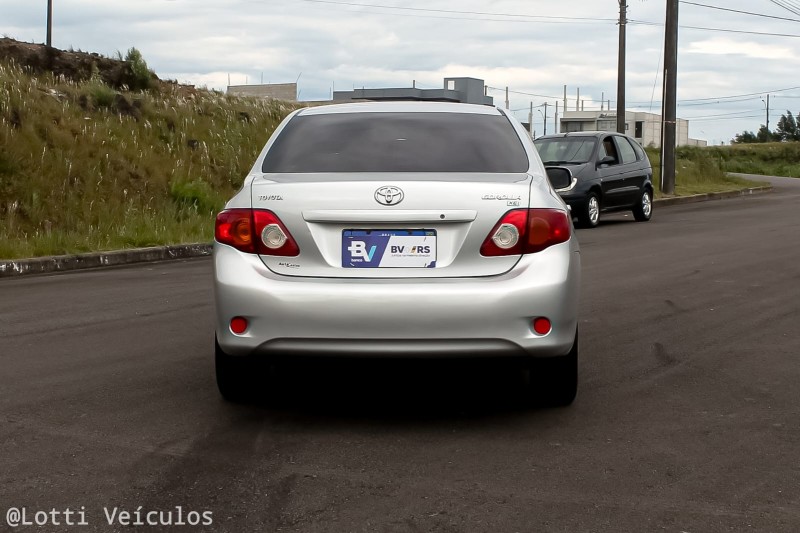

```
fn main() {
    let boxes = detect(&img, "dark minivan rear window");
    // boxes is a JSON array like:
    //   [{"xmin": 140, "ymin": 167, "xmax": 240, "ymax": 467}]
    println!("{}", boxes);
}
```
[{"xmin": 261, "ymin": 112, "xmax": 529, "ymax": 173}]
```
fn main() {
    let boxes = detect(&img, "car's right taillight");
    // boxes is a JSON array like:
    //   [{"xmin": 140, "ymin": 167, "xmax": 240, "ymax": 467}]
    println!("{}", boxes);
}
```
[
  {"xmin": 215, "ymin": 209, "xmax": 299, "ymax": 256},
  {"xmin": 481, "ymin": 208, "xmax": 571, "ymax": 256},
  {"xmin": 216, "ymin": 209, "xmax": 256, "ymax": 253}
]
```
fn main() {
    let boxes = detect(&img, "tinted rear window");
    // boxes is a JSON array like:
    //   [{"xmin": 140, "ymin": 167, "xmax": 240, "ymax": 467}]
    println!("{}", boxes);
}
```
[
  {"xmin": 534, "ymin": 137, "xmax": 597, "ymax": 165},
  {"xmin": 261, "ymin": 112, "xmax": 529, "ymax": 173}
]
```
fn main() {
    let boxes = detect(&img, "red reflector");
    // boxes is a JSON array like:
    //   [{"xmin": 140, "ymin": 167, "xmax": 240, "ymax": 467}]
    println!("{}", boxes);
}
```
[
  {"xmin": 533, "ymin": 317, "xmax": 552, "ymax": 335},
  {"xmin": 230, "ymin": 317, "xmax": 248, "ymax": 335}
]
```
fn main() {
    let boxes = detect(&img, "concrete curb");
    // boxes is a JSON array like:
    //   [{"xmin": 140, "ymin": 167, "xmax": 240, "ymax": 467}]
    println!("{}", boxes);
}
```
[
  {"xmin": 0, "ymin": 243, "xmax": 212, "ymax": 278},
  {"xmin": 653, "ymin": 185, "xmax": 772, "ymax": 207},
  {"xmin": 0, "ymin": 185, "xmax": 774, "ymax": 279}
]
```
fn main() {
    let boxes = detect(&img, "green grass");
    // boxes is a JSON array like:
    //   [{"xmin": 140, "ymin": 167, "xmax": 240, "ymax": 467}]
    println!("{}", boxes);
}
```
[
  {"xmin": 702, "ymin": 143, "xmax": 800, "ymax": 178},
  {"xmin": 0, "ymin": 57, "xmax": 786, "ymax": 259},
  {"xmin": 646, "ymin": 146, "xmax": 765, "ymax": 198},
  {"xmin": 0, "ymin": 59, "xmax": 299, "ymax": 259}
]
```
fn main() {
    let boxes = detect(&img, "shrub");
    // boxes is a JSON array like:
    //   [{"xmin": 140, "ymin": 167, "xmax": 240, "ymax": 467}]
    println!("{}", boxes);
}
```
[{"xmin": 125, "ymin": 47, "xmax": 151, "ymax": 91}]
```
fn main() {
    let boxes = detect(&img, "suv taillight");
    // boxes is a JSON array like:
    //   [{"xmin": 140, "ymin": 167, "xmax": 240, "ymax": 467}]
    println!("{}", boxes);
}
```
[
  {"xmin": 215, "ymin": 209, "xmax": 299, "ymax": 256},
  {"xmin": 480, "ymin": 209, "xmax": 571, "ymax": 256}
]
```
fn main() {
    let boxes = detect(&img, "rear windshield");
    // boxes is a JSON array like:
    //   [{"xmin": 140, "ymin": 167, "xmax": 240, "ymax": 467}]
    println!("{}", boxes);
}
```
[
  {"xmin": 261, "ymin": 112, "xmax": 529, "ymax": 173},
  {"xmin": 534, "ymin": 137, "xmax": 597, "ymax": 165}
]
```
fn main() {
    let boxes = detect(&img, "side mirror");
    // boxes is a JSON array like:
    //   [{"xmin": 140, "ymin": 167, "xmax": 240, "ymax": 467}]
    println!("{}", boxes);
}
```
[
  {"xmin": 545, "ymin": 167, "xmax": 576, "ymax": 192},
  {"xmin": 597, "ymin": 155, "xmax": 615, "ymax": 167}
]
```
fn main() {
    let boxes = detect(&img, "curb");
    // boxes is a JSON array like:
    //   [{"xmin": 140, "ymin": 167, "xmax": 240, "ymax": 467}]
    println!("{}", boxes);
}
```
[
  {"xmin": 653, "ymin": 185, "xmax": 772, "ymax": 207},
  {"xmin": 0, "ymin": 243, "xmax": 212, "ymax": 279},
  {"xmin": 0, "ymin": 185, "xmax": 774, "ymax": 279}
]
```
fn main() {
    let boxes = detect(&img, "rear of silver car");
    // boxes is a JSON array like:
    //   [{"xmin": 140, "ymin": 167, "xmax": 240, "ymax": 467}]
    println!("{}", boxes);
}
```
[{"xmin": 213, "ymin": 102, "xmax": 581, "ymax": 405}]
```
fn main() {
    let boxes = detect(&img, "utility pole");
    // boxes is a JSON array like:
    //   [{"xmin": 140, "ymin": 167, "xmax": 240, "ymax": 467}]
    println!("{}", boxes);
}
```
[
  {"xmin": 661, "ymin": 0, "xmax": 679, "ymax": 195},
  {"xmin": 505, "ymin": 86, "xmax": 509, "ymax": 110},
  {"xmin": 46, "ymin": 0, "xmax": 53, "ymax": 47},
  {"xmin": 617, "ymin": 0, "xmax": 627, "ymax": 133},
  {"xmin": 765, "ymin": 94, "xmax": 770, "ymax": 130},
  {"xmin": 555, "ymin": 101, "xmax": 559, "ymax": 133},
  {"xmin": 529, "ymin": 102, "xmax": 534, "ymax": 138},
  {"xmin": 543, "ymin": 102, "xmax": 548, "ymax": 135},
  {"xmin": 576, "ymin": 87, "xmax": 580, "ymax": 111}
]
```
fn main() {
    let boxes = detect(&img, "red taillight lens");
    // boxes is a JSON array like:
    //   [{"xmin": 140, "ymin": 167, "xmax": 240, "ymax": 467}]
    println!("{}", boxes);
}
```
[
  {"xmin": 215, "ymin": 209, "xmax": 299, "ymax": 256},
  {"xmin": 481, "ymin": 209, "xmax": 571, "ymax": 256},
  {"xmin": 215, "ymin": 209, "xmax": 255, "ymax": 253}
]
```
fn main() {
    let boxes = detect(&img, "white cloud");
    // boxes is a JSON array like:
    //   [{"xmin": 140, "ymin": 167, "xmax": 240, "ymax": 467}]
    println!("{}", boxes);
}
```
[
  {"xmin": 686, "ymin": 38, "xmax": 795, "ymax": 60},
  {"xmin": 2, "ymin": 0, "xmax": 799, "ymax": 144}
]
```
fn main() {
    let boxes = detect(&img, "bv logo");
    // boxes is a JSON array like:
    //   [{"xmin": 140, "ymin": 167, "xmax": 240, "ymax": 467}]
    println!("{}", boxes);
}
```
[{"xmin": 348, "ymin": 241, "xmax": 377, "ymax": 262}]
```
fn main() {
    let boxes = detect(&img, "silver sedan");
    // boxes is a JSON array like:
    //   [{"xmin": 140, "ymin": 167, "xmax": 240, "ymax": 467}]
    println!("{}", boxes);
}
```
[{"xmin": 213, "ymin": 101, "xmax": 581, "ymax": 405}]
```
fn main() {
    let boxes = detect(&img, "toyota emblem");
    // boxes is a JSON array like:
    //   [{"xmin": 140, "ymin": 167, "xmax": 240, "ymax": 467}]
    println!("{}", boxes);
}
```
[{"xmin": 375, "ymin": 186, "xmax": 404, "ymax": 206}]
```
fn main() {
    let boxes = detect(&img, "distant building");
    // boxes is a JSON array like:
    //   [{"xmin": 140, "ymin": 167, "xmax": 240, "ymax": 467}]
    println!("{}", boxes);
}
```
[
  {"xmin": 227, "ymin": 83, "xmax": 297, "ymax": 101},
  {"xmin": 333, "ymin": 77, "xmax": 493, "ymax": 106},
  {"xmin": 559, "ymin": 111, "xmax": 707, "ymax": 148}
]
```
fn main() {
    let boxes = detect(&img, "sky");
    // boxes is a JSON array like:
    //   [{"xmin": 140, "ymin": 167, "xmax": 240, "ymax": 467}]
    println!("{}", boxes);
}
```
[{"xmin": 3, "ymin": 0, "xmax": 800, "ymax": 145}]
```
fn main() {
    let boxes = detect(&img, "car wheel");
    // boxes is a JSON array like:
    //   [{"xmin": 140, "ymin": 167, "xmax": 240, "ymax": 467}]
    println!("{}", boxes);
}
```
[
  {"xmin": 215, "ymin": 335, "xmax": 254, "ymax": 403},
  {"xmin": 632, "ymin": 188, "xmax": 653, "ymax": 222},
  {"xmin": 527, "ymin": 329, "xmax": 578, "ymax": 407},
  {"xmin": 578, "ymin": 193, "xmax": 600, "ymax": 228}
]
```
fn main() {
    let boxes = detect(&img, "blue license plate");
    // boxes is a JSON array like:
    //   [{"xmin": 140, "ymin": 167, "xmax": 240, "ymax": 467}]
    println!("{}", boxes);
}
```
[{"xmin": 342, "ymin": 229, "xmax": 437, "ymax": 268}]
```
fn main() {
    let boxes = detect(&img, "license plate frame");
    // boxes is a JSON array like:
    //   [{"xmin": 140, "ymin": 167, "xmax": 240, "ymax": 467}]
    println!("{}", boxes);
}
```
[{"xmin": 342, "ymin": 229, "xmax": 437, "ymax": 268}]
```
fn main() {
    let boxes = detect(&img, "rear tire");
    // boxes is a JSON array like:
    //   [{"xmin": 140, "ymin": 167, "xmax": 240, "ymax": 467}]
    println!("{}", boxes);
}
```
[
  {"xmin": 632, "ymin": 188, "xmax": 653, "ymax": 222},
  {"xmin": 527, "ymin": 330, "xmax": 578, "ymax": 407},
  {"xmin": 215, "ymin": 336, "xmax": 254, "ymax": 403},
  {"xmin": 578, "ymin": 193, "xmax": 600, "ymax": 228}
]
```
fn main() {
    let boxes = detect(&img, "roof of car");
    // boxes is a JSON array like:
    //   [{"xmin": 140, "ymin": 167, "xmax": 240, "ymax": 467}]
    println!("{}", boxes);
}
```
[
  {"xmin": 535, "ymin": 131, "xmax": 628, "ymax": 140},
  {"xmin": 297, "ymin": 101, "xmax": 503, "ymax": 116}
]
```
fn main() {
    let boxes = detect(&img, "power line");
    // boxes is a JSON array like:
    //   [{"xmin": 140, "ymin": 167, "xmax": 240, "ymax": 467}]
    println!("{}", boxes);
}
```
[
  {"xmin": 293, "ymin": 0, "xmax": 616, "ymax": 22},
  {"xmin": 486, "ymin": 86, "xmax": 561, "ymax": 100},
  {"xmin": 769, "ymin": 0, "xmax": 800, "ymax": 17},
  {"xmin": 681, "ymin": 1, "xmax": 800, "ymax": 22},
  {"xmin": 629, "ymin": 19, "xmax": 800, "ymax": 37}
]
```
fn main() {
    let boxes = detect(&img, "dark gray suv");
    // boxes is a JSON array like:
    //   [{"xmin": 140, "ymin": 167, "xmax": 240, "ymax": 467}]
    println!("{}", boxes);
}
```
[{"xmin": 533, "ymin": 131, "xmax": 653, "ymax": 228}]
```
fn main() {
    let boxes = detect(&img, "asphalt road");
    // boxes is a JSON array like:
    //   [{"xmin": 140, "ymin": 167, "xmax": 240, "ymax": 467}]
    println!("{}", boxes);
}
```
[{"xmin": 2, "ymin": 177, "xmax": 799, "ymax": 532}]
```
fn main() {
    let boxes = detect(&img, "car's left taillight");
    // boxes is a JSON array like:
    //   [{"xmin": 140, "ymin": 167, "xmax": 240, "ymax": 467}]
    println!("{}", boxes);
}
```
[
  {"xmin": 215, "ymin": 209, "xmax": 299, "ymax": 256},
  {"xmin": 480, "ymin": 208, "xmax": 571, "ymax": 257}
]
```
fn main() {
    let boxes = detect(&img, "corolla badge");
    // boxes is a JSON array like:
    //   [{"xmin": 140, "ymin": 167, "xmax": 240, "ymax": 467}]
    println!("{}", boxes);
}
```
[{"xmin": 375, "ymin": 186, "xmax": 404, "ymax": 206}]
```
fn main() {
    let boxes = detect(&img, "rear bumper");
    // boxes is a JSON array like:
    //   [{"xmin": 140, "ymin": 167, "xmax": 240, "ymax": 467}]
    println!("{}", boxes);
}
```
[{"xmin": 214, "ymin": 242, "xmax": 580, "ymax": 359}]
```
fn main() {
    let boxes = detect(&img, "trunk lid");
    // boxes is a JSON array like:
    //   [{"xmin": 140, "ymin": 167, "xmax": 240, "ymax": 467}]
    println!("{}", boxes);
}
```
[{"xmin": 251, "ymin": 172, "xmax": 534, "ymax": 278}]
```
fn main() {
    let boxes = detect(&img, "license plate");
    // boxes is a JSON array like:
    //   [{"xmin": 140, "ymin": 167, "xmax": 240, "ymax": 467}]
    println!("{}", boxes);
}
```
[{"xmin": 342, "ymin": 229, "xmax": 436, "ymax": 268}]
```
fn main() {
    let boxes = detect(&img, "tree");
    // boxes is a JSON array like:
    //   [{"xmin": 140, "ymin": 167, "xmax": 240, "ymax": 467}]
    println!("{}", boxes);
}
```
[
  {"xmin": 775, "ymin": 111, "xmax": 800, "ymax": 141},
  {"xmin": 757, "ymin": 125, "xmax": 778, "ymax": 143},
  {"xmin": 733, "ymin": 130, "xmax": 758, "ymax": 144}
]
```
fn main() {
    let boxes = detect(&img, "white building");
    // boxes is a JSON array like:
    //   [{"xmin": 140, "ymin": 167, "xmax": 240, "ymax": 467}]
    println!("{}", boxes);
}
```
[{"xmin": 559, "ymin": 111, "xmax": 706, "ymax": 147}]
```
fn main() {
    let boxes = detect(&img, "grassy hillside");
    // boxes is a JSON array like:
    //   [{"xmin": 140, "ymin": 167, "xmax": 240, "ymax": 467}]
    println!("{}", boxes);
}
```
[
  {"xmin": 0, "ymin": 40, "xmax": 782, "ymax": 260},
  {"xmin": 0, "ymin": 58, "xmax": 298, "ymax": 259}
]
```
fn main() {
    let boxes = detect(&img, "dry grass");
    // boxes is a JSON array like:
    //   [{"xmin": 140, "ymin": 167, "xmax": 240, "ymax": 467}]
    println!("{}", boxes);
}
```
[{"xmin": 0, "ymin": 60, "xmax": 299, "ymax": 259}]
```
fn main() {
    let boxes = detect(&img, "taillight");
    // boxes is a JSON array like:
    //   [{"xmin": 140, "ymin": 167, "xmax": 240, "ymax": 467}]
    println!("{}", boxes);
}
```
[
  {"xmin": 215, "ymin": 209, "xmax": 255, "ymax": 253},
  {"xmin": 215, "ymin": 209, "xmax": 299, "ymax": 256},
  {"xmin": 481, "ymin": 209, "xmax": 571, "ymax": 256}
]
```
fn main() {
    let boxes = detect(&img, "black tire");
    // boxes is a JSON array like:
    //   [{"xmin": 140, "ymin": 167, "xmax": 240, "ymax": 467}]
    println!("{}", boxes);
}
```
[
  {"xmin": 632, "ymin": 188, "xmax": 653, "ymax": 222},
  {"xmin": 215, "ymin": 336, "xmax": 254, "ymax": 403},
  {"xmin": 577, "ymin": 192, "xmax": 600, "ymax": 228},
  {"xmin": 527, "ymin": 329, "xmax": 578, "ymax": 407}
]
